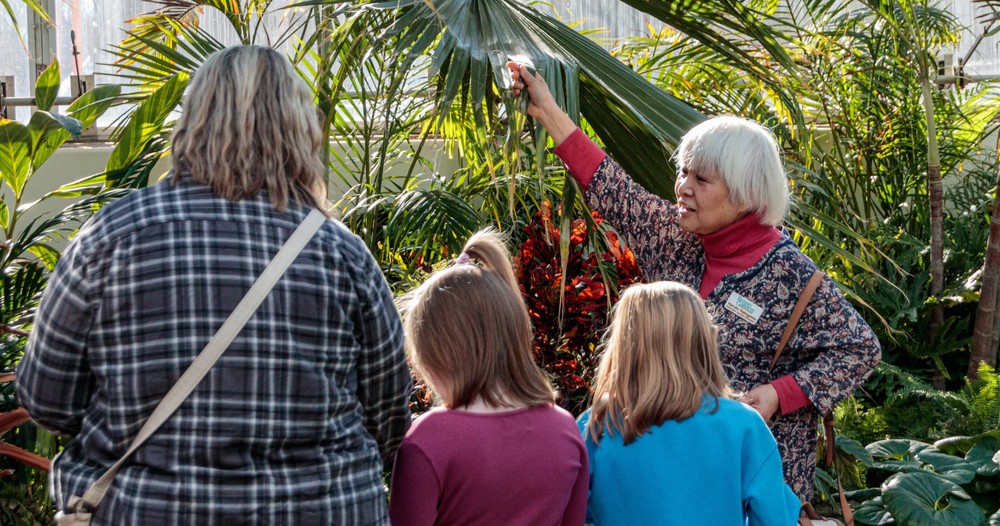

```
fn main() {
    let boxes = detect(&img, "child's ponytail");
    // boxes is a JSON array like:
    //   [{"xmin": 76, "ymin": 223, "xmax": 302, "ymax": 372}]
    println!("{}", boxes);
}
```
[
  {"xmin": 457, "ymin": 229, "xmax": 518, "ymax": 295},
  {"xmin": 404, "ymin": 228, "xmax": 555, "ymax": 410}
]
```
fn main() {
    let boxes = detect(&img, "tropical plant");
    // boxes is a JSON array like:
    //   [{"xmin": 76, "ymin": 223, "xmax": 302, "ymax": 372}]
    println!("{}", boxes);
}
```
[
  {"xmin": 104, "ymin": 2, "xmax": 494, "ymax": 287},
  {"xmin": 838, "ymin": 363, "xmax": 1000, "ymax": 446},
  {"xmin": 1, "ymin": 0, "xmax": 50, "ymax": 49},
  {"xmin": 621, "ymin": 0, "xmax": 1000, "ymax": 385},
  {"xmin": 517, "ymin": 205, "xmax": 642, "ymax": 415},
  {"xmin": 306, "ymin": 0, "xmax": 804, "ymax": 200},
  {"xmin": 969, "ymin": 0, "xmax": 1000, "ymax": 378},
  {"xmin": 840, "ymin": 430, "xmax": 1000, "ymax": 526},
  {"xmin": 795, "ymin": 2, "xmax": 993, "ymax": 381},
  {"xmin": 852, "ymin": 0, "xmax": 959, "ymax": 387},
  {"xmin": 7, "ymin": 1, "xmax": 998, "ymax": 521},
  {"xmin": 0, "ymin": 57, "xmax": 123, "ymax": 523}
]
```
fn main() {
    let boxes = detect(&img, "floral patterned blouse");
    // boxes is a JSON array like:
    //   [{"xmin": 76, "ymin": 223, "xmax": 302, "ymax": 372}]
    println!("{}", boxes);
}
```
[{"xmin": 584, "ymin": 156, "xmax": 881, "ymax": 499}]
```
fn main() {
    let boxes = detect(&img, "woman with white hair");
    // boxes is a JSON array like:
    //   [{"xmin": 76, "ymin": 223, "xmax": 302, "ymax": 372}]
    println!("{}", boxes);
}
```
[
  {"xmin": 18, "ymin": 45, "xmax": 412, "ymax": 524},
  {"xmin": 509, "ymin": 63, "xmax": 880, "ymax": 501}
]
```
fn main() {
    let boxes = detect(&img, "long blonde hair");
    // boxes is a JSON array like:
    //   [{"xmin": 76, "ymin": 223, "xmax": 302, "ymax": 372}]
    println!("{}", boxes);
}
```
[
  {"xmin": 403, "ymin": 230, "xmax": 555, "ymax": 409},
  {"xmin": 172, "ymin": 45, "xmax": 327, "ymax": 212},
  {"xmin": 587, "ymin": 281, "xmax": 733, "ymax": 445}
]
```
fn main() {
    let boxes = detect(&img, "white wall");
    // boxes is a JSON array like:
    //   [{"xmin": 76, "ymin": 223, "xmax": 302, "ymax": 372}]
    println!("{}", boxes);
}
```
[{"xmin": 18, "ymin": 139, "xmax": 463, "ymax": 251}]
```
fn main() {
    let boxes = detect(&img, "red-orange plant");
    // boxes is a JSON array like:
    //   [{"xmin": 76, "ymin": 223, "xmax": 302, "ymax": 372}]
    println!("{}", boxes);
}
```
[{"xmin": 516, "ymin": 205, "xmax": 642, "ymax": 416}]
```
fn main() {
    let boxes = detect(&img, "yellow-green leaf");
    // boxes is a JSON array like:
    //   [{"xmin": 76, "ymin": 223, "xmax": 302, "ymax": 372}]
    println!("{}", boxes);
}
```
[
  {"xmin": 0, "ymin": 197, "xmax": 8, "ymax": 231},
  {"xmin": 107, "ymin": 71, "xmax": 189, "ymax": 172},
  {"xmin": 67, "ymin": 84, "xmax": 121, "ymax": 130},
  {"xmin": 0, "ymin": 120, "xmax": 31, "ymax": 198},
  {"xmin": 34, "ymin": 59, "xmax": 60, "ymax": 112}
]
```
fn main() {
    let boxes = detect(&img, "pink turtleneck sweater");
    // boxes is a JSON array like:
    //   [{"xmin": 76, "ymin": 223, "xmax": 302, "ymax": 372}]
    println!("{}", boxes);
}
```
[
  {"xmin": 697, "ymin": 213, "xmax": 780, "ymax": 297},
  {"xmin": 554, "ymin": 129, "xmax": 810, "ymax": 415}
]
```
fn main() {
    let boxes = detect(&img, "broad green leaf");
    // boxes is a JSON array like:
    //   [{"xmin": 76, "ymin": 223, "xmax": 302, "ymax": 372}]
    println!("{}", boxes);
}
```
[
  {"xmin": 935, "ymin": 431, "xmax": 1000, "ymax": 457},
  {"xmin": 844, "ymin": 488, "xmax": 882, "ymax": 502},
  {"xmin": 837, "ymin": 436, "xmax": 875, "ymax": 466},
  {"xmin": 963, "ymin": 437, "xmax": 1000, "ymax": 476},
  {"xmin": 0, "ymin": 198, "xmax": 7, "ymax": 231},
  {"xmin": 50, "ymin": 113, "xmax": 83, "ymax": 137},
  {"xmin": 27, "ymin": 111, "xmax": 72, "ymax": 171},
  {"xmin": 868, "ymin": 439, "xmax": 929, "ymax": 458},
  {"xmin": 67, "ymin": 85, "xmax": 121, "ymax": 130},
  {"xmin": 34, "ymin": 59, "xmax": 60, "ymax": 112},
  {"xmin": 882, "ymin": 471, "xmax": 985, "ymax": 526},
  {"xmin": 867, "ymin": 438, "xmax": 928, "ymax": 473},
  {"xmin": 41, "ymin": 172, "xmax": 108, "ymax": 200},
  {"xmin": 107, "ymin": 71, "xmax": 189, "ymax": 172},
  {"xmin": 854, "ymin": 496, "xmax": 893, "ymax": 525},
  {"xmin": 0, "ymin": 120, "xmax": 32, "ymax": 198},
  {"xmin": 913, "ymin": 446, "xmax": 977, "ymax": 485}
]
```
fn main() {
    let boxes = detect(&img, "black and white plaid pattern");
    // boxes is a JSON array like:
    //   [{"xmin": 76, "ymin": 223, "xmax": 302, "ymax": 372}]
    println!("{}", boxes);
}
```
[{"xmin": 18, "ymin": 177, "xmax": 411, "ymax": 525}]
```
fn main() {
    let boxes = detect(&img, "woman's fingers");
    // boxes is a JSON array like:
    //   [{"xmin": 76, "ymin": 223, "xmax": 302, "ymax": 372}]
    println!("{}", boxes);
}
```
[{"xmin": 506, "ymin": 61, "xmax": 528, "ymax": 94}]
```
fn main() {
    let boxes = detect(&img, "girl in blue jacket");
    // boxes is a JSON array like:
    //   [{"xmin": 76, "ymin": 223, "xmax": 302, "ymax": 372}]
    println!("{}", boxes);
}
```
[{"xmin": 578, "ymin": 281, "xmax": 800, "ymax": 525}]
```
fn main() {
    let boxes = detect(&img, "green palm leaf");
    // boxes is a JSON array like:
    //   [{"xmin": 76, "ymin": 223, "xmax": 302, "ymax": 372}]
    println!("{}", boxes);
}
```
[
  {"xmin": 0, "ymin": 0, "xmax": 52, "ymax": 50},
  {"xmin": 307, "ymin": 0, "xmax": 709, "ymax": 197}
]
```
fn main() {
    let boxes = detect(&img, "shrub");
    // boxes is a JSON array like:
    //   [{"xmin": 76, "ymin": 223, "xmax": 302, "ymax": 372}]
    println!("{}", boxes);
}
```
[{"xmin": 516, "ymin": 204, "xmax": 643, "ymax": 415}]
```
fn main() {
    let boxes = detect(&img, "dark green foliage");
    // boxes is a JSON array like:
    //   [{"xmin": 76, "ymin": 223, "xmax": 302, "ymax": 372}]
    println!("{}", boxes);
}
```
[
  {"xmin": 833, "ymin": 365, "xmax": 1000, "ymax": 524},
  {"xmin": 838, "ymin": 432, "xmax": 1000, "ymax": 525},
  {"xmin": 839, "ymin": 363, "xmax": 1000, "ymax": 446}
]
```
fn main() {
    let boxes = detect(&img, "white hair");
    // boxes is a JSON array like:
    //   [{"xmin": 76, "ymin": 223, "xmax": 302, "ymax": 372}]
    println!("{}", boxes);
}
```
[{"xmin": 673, "ymin": 116, "xmax": 789, "ymax": 226}]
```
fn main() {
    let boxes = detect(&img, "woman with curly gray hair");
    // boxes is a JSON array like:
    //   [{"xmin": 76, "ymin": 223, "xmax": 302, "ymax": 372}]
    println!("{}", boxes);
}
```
[{"xmin": 19, "ymin": 45, "xmax": 411, "ymax": 524}]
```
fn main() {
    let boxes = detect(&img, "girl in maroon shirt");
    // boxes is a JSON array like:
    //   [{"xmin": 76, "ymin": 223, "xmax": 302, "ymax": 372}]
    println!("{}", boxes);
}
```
[{"xmin": 389, "ymin": 230, "xmax": 588, "ymax": 526}]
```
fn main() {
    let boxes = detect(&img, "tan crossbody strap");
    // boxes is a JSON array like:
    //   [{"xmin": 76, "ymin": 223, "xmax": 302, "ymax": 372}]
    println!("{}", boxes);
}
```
[
  {"xmin": 825, "ymin": 414, "xmax": 855, "ymax": 526},
  {"xmin": 770, "ymin": 270, "xmax": 854, "ymax": 526},
  {"xmin": 73, "ymin": 209, "xmax": 327, "ymax": 513},
  {"xmin": 769, "ymin": 270, "xmax": 825, "ymax": 373}
]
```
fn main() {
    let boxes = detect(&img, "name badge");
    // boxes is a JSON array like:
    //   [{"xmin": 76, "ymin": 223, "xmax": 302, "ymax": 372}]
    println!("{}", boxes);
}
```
[{"xmin": 724, "ymin": 292, "xmax": 764, "ymax": 324}]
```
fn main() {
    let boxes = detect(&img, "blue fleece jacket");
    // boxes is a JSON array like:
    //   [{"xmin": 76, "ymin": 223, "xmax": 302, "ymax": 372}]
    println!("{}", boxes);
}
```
[{"xmin": 577, "ymin": 397, "xmax": 800, "ymax": 526}]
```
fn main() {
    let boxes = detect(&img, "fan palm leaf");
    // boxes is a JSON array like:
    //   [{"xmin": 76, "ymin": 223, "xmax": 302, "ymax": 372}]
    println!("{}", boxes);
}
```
[{"xmin": 304, "ymin": 0, "xmax": 801, "ymax": 198}]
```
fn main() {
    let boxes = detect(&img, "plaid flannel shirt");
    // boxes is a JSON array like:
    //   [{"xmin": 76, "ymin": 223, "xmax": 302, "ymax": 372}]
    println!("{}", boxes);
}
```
[{"xmin": 17, "ymin": 177, "xmax": 412, "ymax": 525}]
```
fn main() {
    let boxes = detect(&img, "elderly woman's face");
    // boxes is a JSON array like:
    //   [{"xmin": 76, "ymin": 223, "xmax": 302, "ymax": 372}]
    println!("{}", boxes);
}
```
[{"xmin": 674, "ymin": 165, "xmax": 749, "ymax": 235}]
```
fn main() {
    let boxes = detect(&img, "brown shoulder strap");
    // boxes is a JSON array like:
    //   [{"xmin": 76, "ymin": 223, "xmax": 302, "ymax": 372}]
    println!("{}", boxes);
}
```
[
  {"xmin": 769, "ymin": 270, "xmax": 825, "ymax": 373},
  {"xmin": 825, "ymin": 413, "xmax": 855, "ymax": 526},
  {"xmin": 771, "ymin": 269, "xmax": 853, "ymax": 526}
]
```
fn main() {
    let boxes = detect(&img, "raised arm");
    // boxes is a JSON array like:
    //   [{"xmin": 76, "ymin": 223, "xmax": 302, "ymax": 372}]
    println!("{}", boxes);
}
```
[
  {"xmin": 508, "ymin": 63, "xmax": 692, "ymax": 281},
  {"xmin": 508, "ymin": 62, "xmax": 578, "ymax": 146}
]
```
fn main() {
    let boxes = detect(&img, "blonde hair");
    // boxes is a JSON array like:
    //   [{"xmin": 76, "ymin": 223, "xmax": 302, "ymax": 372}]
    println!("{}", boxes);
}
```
[
  {"xmin": 673, "ymin": 116, "xmax": 789, "ymax": 226},
  {"xmin": 172, "ymin": 45, "xmax": 327, "ymax": 212},
  {"xmin": 587, "ymin": 281, "xmax": 733, "ymax": 445},
  {"xmin": 403, "ymin": 229, "xmax": 555, "ymax": 409}
]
